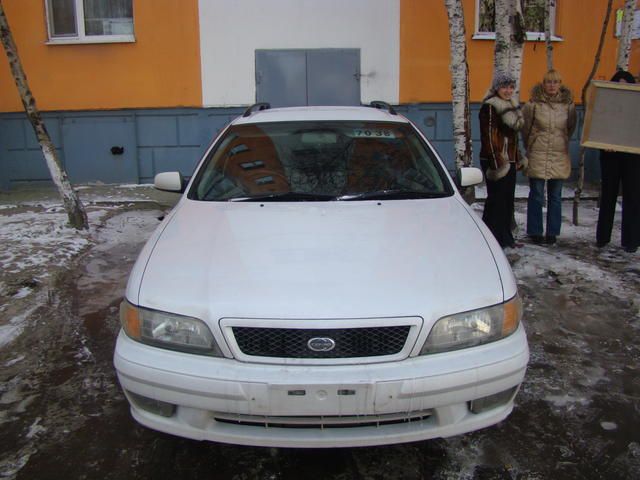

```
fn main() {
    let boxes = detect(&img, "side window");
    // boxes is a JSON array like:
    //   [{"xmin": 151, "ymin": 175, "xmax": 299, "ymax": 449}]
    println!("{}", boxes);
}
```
[{"xmin": 46, "ymin": 0, "xmax": 134, "ymax": 43}]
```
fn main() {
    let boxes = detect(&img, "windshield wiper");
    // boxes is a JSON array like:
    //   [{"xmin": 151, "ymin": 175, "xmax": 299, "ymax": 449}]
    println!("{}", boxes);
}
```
[
  {"xmin": 228, "ymin": 192, "xmax": 336, "ymax": 202},
  {"xmin": 336, "ymin": 190, "xmax": 449, "ymax": 201}
]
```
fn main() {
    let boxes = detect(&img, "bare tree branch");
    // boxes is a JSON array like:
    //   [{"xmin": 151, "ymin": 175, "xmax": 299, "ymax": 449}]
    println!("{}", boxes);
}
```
[{"xmin": 573, "ymin": 0, "xmax": 614, "ymax": 226}]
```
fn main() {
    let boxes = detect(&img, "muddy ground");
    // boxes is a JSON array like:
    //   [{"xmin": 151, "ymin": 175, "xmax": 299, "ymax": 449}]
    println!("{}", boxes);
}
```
[{"xmin": 0, "ymin": 186, "xmax": 639, "ymax": 480}]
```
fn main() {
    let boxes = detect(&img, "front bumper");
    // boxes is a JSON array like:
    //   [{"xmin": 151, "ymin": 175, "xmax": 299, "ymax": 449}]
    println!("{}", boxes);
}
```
[{"xmin": 114, "ymin": 325, "xmax": 529, "ymax": 448}]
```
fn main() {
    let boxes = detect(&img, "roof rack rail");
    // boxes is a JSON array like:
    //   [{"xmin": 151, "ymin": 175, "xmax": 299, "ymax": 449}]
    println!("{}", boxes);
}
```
[
  {"xmin": 242, "ymin": 102, "xmax": 271, "ymax": 117},
  {"xmin": 369, "ymin": 101, "xmax": 397, "ymax": 115}
]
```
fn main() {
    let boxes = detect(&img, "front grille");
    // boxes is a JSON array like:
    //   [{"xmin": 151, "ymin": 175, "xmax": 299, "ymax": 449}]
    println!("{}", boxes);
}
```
[
  {"xmin": 231, "ymin": 326, "xmax": 411, "ymax": 358},
  {"xmin": 213, "ymin": 410, "xmax": 433, "ymax": 429}
]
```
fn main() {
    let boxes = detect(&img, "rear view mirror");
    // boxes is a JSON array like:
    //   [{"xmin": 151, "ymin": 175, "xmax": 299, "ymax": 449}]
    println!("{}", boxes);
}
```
[
  {"xmin": 154, "ymin": 172, "xmax": 185, "ymax": 193},
  {"xmin": 457, "ymin": 167, "xmax": 484, "ymax": 187}
]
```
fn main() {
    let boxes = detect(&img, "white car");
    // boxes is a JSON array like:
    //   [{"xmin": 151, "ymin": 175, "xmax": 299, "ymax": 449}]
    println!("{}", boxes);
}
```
[{"xmin": 114, "ymin": 103, "xmax": 529, "ymax": 448}]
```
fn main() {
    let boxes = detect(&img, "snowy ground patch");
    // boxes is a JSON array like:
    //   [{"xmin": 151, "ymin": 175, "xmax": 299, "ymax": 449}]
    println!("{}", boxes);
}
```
[
  {"xmin": 0, "ymin": 304, "xmax": 41, "ymax": 350},
  {"xmin": 0, "ymin": 185, "xmax": 170, "ymax": 353}
]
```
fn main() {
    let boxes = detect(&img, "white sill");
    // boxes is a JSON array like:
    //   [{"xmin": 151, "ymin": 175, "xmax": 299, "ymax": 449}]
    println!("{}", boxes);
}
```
[
  {"xmin": 46, "ymin": 35, "xmax": 135, "ymax": 45},
  {"xmin": 472, "ymin": 32, "xmax": 563, "ymax": 42}
]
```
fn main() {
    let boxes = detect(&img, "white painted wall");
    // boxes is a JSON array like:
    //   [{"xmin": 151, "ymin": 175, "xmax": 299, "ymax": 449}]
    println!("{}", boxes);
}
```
[{"xmin": 199, "ymin": 0, "xmax": 400, "ymax": 107}]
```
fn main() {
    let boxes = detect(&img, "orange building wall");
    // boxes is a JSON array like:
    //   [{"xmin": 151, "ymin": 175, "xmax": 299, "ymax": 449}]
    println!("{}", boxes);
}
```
[
  {"xmin": 400, "ymin": 0, "xmax": 638, "ymax": 104},
  {"xmin": 0, "ymin": 0, "xmax": 201, "ymax": 112}
]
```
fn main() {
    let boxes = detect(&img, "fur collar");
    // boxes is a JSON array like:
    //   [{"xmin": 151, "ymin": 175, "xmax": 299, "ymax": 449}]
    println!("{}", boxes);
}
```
[
  {"xmin": 484, "ymin": 95, "xmax": 524, "ymax": 130},
  {"xmin": 530, "ymin": 84, "xmax": 574, "ymax": 104}
]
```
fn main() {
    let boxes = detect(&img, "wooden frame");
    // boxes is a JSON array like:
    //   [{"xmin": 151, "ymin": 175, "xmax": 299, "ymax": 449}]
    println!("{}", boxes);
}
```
[{"xmin": 581, "ymin": 80, "xmax": 640, "ymax": 155}]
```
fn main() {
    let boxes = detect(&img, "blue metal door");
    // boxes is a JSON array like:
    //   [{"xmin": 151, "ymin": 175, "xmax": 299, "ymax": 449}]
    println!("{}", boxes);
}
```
[
  {"xmin": 256, "ymin": 49, "xmax": 360, "ymax": 107},
  {"xmin": 307, "ymin": 49, "xmax": 360, "ymax": 106},
  {"xmin": 256, "ymin": 50, "xmax": 307, "ymax": 107},
  {"xmin": 62, "ymin": 115, "xmax": 138, "ymax": 183}
]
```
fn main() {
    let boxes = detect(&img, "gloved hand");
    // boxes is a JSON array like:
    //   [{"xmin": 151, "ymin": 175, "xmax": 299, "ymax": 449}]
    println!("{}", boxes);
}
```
[
  {"xmin": 517, "ymin": 155, "xmax": 528, "ymax": 172},
  {"xmin": 485, "ymin": 161, "xmax": 510, "ymax": 181}
]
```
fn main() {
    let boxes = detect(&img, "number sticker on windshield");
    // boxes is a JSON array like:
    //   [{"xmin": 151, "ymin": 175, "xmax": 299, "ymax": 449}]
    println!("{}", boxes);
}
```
[{"xmin": 352, "ymin": 129, "xmax": 396, "ymax": 139}]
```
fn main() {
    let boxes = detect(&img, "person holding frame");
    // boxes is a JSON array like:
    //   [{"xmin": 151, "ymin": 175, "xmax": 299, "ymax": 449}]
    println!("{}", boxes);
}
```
[{"xmin": 596, "ymin": 71, "xmax": 640, "ymax": 253}]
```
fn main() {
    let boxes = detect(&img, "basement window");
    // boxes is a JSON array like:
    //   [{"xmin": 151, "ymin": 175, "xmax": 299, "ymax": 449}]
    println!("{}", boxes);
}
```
[
  {"xmin": 473, "ymin": 0, "xmax": 563, "ymax": 41},
  {"xmin": 45, "ymin": 0, "xmax": 135, "ymax": 44}
]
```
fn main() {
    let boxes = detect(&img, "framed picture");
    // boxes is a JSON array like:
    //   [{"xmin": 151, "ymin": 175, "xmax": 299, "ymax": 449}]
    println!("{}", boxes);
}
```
[{"xmin": 581, "ymin": 80, "xmax": 640, "ymax": 155}]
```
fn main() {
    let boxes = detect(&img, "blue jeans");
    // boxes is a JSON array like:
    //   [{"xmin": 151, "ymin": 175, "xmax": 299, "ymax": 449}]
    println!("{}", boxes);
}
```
[{"xmin": 527, "ymin": 178, "xmax": 563, "ymax": 237}]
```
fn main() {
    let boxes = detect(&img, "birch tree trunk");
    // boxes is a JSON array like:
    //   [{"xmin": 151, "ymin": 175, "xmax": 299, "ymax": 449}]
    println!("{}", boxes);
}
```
[
  {"xmin": 573, "ymin": 0, "xmax": 614, "ymax": 226},
  {"xmin": 545, "ymin": 0, "xmax": 555, "ymax": 70},
  {"xmin": 0, "ymin": 1, "xmax": 87, "ymax": 229},
  {"xmin": 494, "ymin": 0, "xmax": 525, "ymax": 101},
  {"xmin": 493, "ymin": 0, "xmax": 525, "ymax": 229},
  {"xmin": 494, "ymin": 0, "xmax": 511, "ymax": 77},
  {"xmin": 616, "ymin": 0, "xmax": 636, "ymax": 71},
  {"xmin": 508, "ymin": 0, "xmax": 526, "ymax": 102},
  {"xmin": 445, "ymin": 0, "xmax": 473, "ymax": 173}
]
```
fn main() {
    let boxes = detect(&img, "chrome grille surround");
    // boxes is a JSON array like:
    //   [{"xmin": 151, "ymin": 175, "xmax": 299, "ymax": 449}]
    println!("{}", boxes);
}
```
[{"xmin": 219, "ymin": 316, "xmax": 423, "ymax": 365}]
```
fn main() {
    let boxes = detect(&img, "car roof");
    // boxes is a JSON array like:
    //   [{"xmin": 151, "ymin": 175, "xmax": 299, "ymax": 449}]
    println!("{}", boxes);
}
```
[{"xmin": 232, "ymin": 105, "xmax": 410, "ymax": 125}]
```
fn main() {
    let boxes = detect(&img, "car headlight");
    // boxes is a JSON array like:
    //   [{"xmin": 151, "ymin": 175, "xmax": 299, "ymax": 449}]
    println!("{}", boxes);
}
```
[
  {"xmin": 420, "ymin": 294, "xmax": 522, "ymax": 355},
  {"xmin": 120, "ymin": 300, "xmax": 223, "ymax": 356}
]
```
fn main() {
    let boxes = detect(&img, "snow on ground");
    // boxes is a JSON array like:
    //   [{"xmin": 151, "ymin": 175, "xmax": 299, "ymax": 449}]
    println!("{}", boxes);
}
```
[
  {"xmin": 0, "ymin": 185, "xmax": 165, "ymax": 352},
  {"xmin": 0, "ymin": 185, "xmax": 160, "ymax": 281},
  {"xmin": 474, "ymin": 183, "xmax": 600, "ymax": 200},
  {"xmin": 0, "ymin": 303, "xmax": 42, "ymax": 350},
  {"xmin": 0, "ymin": 209, "xmax": 106, "ymax": 277},
  {"xmin": 473, "ymin": 198, "xmax": 632, "ymax": 289}
]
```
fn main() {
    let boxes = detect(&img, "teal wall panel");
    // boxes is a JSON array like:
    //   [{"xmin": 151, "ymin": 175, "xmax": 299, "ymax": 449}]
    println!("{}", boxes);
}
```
[
  {"xmin": 177, "ymin": 115, "xmax": 202, "ymax": 146},
  {"xmin": 137, "ymin": 148, "xmax": 155, "ymax": 181},
  {"xmin": 6, "ymin": 150, "xmax": 53, "ymax": 181},
  {"xmin": 2, "ymin": 118, "xmax": 27, "ymax": 150},
  {"xmin": 152, "ymin": 146, "xmax": 201, "ymax": 177},
  {"xmin": 434, "ymin": 109, "xmax": 453, "ymax": 141},
  {"xmin": 0, "ymin": 104, "xmax": 599, "ymax": 190},
  {"xmin": 137, "ymin": 116, "xmax": 178, "ymax": 147}
]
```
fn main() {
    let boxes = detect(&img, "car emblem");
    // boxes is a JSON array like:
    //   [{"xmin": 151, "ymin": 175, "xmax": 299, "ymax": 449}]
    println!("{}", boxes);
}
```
[{"xmin": 307, "ymin": 337, "xmax": 336, "ymax": 352}]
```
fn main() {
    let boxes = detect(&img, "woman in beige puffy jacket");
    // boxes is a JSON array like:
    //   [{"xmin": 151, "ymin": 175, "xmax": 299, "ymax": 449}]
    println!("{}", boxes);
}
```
[{"xmin": 522, "ymin": 69, "xmax": 576, "ymax": 245}]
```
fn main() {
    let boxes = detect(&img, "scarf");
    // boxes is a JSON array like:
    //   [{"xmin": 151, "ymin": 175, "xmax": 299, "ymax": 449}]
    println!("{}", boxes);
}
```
[{"xmin": 484, "ymin": 95, "xmax": 524, "ymax": 131}]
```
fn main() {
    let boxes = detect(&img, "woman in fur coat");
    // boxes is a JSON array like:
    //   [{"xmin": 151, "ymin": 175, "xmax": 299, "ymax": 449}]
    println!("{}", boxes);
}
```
[
  {"xmin": 479, "ymin": 73, "xmax": 526, "ymax": 248},
  {"xmin": 522, "ymin": 69, "xmax": 576, "ymax": 245},
  {"xmin": 596, "ymin": 70, "xmax": 640, "ymax": 253}
]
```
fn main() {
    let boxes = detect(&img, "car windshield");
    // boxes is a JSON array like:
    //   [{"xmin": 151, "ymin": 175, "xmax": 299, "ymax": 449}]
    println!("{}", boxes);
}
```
[{"xmin": 188, "ymin": 121, "xmax": 453, "ymax": 201}]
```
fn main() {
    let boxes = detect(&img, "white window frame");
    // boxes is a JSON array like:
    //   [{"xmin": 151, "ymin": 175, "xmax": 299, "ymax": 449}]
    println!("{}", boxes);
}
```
[
  {"xmin": 45, "ymin": 0, "xmax": 135, "ymax": 45},
  {"xmin": 472, "ymin": 0, "xmax": 563, "ymax": 41}
]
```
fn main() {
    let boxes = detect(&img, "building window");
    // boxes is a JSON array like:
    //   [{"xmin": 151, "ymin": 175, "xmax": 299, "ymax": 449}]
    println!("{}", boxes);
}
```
[
  {"xmin": 46, "ymin": 0, "xmax": 134, "ymax": 44},
  {"xmin": 474, "ymin": 0, "xmax": 561, "ymax": 41}
]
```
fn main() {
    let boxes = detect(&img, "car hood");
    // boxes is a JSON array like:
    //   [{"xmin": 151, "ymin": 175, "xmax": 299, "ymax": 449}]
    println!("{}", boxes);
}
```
[{"xmin": 135, "ymin": 197, "xmax": 506, "ymax": 322}]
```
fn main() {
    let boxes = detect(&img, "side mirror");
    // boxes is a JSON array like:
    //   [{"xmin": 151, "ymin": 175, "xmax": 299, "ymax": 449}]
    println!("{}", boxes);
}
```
[
  {"xmin": 457, "ymin": 167, "xmax": 484, "ymax": 187},
  {"xmin": 154, "ymin": 172, "xmax": 185, "ymax": 193}
]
